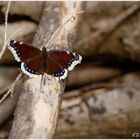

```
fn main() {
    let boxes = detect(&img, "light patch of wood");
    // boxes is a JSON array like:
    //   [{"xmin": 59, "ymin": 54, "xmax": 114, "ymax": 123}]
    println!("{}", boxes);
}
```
[
  {"xmin": 23, "ymin": 75, "xmax": 61, "ymax": 138},
  {"xmin": 57, "ymin": 2, "xmax": 82, "ymax": 45}
]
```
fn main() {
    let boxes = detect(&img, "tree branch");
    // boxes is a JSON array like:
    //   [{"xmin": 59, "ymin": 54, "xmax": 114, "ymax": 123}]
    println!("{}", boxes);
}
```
[
  {"xmin": 56, "ymin": 72, "xmax": 140, "ymax": 138},
  {"xmin": 9, "ymin": 2, "xmax": 83, "ymax": 138}
]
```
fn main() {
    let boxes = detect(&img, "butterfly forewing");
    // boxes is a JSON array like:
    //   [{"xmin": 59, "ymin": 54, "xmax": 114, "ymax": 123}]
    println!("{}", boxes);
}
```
[
  {"xmin": 47, "ymin": 50, "xmax": 82, "ymax": 79},
  {"xmin": 8, "ymin": 40, "xmax": 41, "ymax": 62},
  {"xmin": 48, "ymin": 51, "xmax": 82, "ymax": 70}
]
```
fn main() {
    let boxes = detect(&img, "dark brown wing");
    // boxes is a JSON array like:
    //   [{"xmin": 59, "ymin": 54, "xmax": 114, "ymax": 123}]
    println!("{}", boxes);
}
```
[
  {"xmin": 21, "ymin": 55, "xmax": 43, "ymax": 77},
  {"xmin": 8, "ymin": 40, "xmax": 41, "ymax": 62},
  {"xmin": 46, "ymin": 50, "xmax": 82, "ymax": 79},
  {"xmin": 7, "ymin": 40, "xmax": 43, "ymax": 77},
  {"xmin": 46, "ymin": 56, "xmax": 67, "ymax": 80}
]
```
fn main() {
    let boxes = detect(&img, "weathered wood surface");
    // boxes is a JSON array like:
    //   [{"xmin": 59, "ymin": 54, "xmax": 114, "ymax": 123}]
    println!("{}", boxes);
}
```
[
  {"xmin": 9, "ymin": 1, "xmax": 83, "ymax": 139},
  {"xmin": 56, "ymin": 72, "xmax": 140, "ymax": 138}
]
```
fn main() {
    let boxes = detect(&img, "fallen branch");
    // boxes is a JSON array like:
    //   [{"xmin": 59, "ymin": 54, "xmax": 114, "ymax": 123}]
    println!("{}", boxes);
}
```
[
  {"xmin": 56, "ymin": 72, "xmax": 140, "ymax": 138},
  {"xmin": 9, "ymin": 1, "xmax": 83, "ymax": 139},
  {"xmin": 67, "ymin": 63, "xmax": 123, "ymax": 88}
]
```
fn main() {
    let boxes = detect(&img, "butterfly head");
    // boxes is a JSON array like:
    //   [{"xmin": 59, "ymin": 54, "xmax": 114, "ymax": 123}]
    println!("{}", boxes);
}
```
[{"xmin": 42, "ymin": 47, "xmax": 47, "ymax": 52}]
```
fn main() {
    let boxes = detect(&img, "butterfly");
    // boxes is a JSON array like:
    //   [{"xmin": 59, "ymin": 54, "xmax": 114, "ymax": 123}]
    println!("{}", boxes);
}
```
[{"xmin": 7, "ymin": 40, "xmax": 82, "ymax": 80}]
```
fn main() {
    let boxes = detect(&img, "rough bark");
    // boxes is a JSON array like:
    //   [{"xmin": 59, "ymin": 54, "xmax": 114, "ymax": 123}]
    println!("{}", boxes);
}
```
[
  {"xmin": 55, "ymin": 72, "xmax": 140, "ymax": 138},
  {"xmin": 9, "ymin": 2, "xmax": 83, "ymax": 139}
]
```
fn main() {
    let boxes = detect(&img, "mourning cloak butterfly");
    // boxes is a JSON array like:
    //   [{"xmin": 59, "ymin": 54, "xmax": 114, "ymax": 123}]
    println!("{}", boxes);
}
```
[{"xmin": 7, "ymin": 40, "xmax": 82, "ymax": 80}]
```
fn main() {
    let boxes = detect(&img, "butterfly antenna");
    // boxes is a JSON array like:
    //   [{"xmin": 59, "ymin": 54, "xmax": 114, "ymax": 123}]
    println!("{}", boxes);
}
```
[
  {"xmin": 42, "ymin": 31, "xmax": 53, "ymax": 48},
  {"xmin": 45, "ymin": 10, "xmax": 85, "ymax": 49}
]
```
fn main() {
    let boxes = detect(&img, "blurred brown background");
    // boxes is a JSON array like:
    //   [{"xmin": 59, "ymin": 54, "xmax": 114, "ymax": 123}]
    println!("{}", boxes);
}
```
[{"xmin": 0, "ymin": 1, "xmax": 140, "ymax": 139}]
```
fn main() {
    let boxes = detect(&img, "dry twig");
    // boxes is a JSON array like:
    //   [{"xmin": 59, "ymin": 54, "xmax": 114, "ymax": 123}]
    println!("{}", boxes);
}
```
[
  {"xmin": 0, "ymin": 1, "xmax": 10, "ymax": 59},
  {"xmin": 0, "ymin": 1, "xmax": 24, "ymax": 59},
  {"xmin": 0, "ymin": 73, "xmax": 23, "ymax": 104}
]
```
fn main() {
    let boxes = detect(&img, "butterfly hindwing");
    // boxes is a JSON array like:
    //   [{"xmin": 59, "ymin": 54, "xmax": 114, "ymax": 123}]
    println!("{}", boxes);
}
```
[
  {"xmin": 21, "ymin": 55, "xmax": 43, "ymax": 77},
  {"xmin": 46, "ymin": 57, "xmax": 67, "ymax": 80}
]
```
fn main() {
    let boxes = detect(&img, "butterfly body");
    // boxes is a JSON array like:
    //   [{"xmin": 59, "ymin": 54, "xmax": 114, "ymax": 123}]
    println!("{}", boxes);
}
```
[
  {"xmin": 41, "ymin": 47, "xmax": 48, "ymax": 73},
  {"xmin": 8, "ymin": 40, "xmax": 82, "ymax": 80}
]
